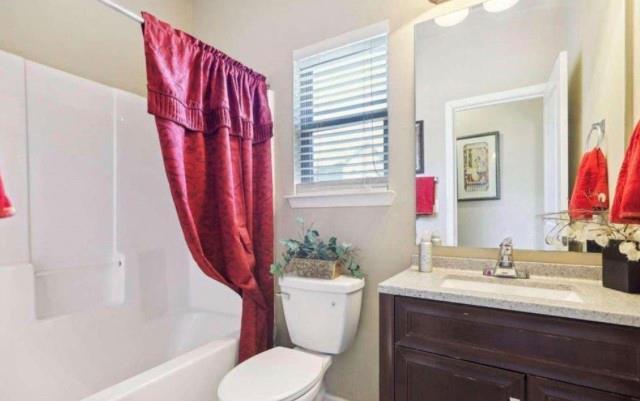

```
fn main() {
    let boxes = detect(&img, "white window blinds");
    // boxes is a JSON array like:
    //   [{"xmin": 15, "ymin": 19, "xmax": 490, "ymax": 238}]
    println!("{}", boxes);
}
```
[{"xmin": 294, "ymin": 33, "xmax": 388, "ymax": 191}]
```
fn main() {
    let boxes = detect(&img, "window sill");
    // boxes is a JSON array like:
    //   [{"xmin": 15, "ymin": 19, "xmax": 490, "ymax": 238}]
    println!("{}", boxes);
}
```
[{"xmin": 286, "ymin": 189, "xmax": 396, "ymax": 208}]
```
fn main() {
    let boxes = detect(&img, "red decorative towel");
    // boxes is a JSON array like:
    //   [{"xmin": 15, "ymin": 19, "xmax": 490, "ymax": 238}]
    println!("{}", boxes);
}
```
[
  {"xmin": 0, "ymin": 172, "xmax": 15, "ymax": 219},
  {"xmin": 569, "ymin": 148, "xmax": 609, "ymax": 219},
  {"xmin": 416, "ymin": 176, "xmax": 436, "ymax": 215},
  {"xmin": 611, "ymin": 121, "xmax": 640, "ymax": 223}
]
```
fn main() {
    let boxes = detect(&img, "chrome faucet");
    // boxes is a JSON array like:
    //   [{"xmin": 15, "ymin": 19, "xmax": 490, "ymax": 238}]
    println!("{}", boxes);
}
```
[{"xmin": 483, "ymin": 237, "xmax": 529, "ymax": 279}]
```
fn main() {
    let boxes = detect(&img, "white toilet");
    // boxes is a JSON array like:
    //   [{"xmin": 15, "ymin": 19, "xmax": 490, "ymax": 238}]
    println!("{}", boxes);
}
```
[{"xmin": 218, "ymin": 275, "xmax": 365, "ymax": 401}]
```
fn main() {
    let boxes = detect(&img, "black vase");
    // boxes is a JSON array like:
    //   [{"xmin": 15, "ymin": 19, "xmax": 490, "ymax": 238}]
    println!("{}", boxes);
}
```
[{"xmin": 602, "ymin": 240, "xmax": 640, "ymax": 293}]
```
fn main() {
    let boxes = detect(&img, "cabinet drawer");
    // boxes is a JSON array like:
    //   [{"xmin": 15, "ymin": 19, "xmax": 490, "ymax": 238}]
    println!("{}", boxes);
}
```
[
  {"xmin": 395, "ymin": 347, "xmax": 525, "ymax": 401},
  {"xmin": 528, "ymin": 376, "xmax": 639, "ymax": 401},
  {"xmin": 395, "ymin": 297, "xmax": 640, "ymax": 397}
]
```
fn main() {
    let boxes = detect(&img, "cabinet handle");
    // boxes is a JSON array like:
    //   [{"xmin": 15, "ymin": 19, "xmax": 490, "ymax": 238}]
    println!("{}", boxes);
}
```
[{"xmin": 509, "ymin": 398, "xmax": 520, "ymax": 401}]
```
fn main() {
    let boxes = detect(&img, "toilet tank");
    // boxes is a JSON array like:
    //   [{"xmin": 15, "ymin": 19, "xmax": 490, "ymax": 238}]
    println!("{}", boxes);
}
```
[{"xmin": 279, "ymin": 275, "xmax": 364, "ymax": 354}]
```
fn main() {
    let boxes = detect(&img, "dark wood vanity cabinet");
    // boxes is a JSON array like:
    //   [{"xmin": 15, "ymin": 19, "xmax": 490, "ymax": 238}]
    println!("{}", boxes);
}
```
[
  {"xmin": 528, "ymin": 377, "xmax": 638, "ymax": 401},
  {"xmin": 396, "ymin": 347, "xmax": 525, "ymax": 401},
  {"xmin": 380, "ymin": 294, "xmax": 640, "ymax": 401}
]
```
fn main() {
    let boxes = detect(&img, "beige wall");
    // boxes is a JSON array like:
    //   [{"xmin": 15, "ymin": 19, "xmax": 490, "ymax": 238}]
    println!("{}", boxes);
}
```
[
  {"xmin": 191, "ymin": 1, "xmax": 428, "ymax": 400},
  {"xmin": 568, "ymin": 0, "xmax": 627, "ymax": 207},
  {"xmin": 189, "ymin": 1, "xmax": 608, "ymax": 400},
  {"xmin": 0, "ymin": 0, "xmax": 192, "ymax": 96}
]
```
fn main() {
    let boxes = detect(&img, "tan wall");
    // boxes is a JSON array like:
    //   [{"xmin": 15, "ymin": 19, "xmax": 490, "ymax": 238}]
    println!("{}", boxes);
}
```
[
  {"xmin": 0, "ymin": 0, "xmax": 193, "ymax": 96},
  {"xmin": 189, "ymin": 0, "xmax": 623, "ymax": 398},
  {"xmin": 190, "ymin": 1, "xmax": 601, "ymax": 400},
  {"xmin": 191, "ymin": 1, "xmax": 429, "ymax": 400},
  {"xmin": 567, "ymin": 0, "xmax": 627, "ymax": 208}
]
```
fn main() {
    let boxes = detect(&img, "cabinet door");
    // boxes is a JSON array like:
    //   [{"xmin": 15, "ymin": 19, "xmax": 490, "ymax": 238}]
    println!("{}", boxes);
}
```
[
  {"xmin": 395, "ymin": 347, "xmax": 525, "ymax": 401},
  {"xmin": 395, "ymin": 297, "xmax": 640, "ymax": 397},
  {"xmin": 528, "ymin": 376, "xmax": 638, "ymax": 401}
]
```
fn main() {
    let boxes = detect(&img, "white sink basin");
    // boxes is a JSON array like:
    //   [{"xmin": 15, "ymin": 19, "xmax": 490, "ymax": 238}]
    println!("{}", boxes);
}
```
[{"xmin": 440, "ymin": 278, "xmax": 583, "ymax": 303}]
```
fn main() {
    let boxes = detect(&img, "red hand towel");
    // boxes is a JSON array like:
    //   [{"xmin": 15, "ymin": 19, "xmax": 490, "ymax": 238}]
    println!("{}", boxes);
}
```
[
  {"xmin": 569, "ymin": 148, "xmax": 609, "ymax": 219},
  {"xmin": 0, "ymin": 172, "xmax": 15, "ymax": 219},
  {"xmin": 611, "ymin": 121, "xmax": 640, "ymax": 223},
  {"xmin": 592, "ymin": 148, "xmax": 610, "ymax": 210},
  {"xmin": 416, "ymin": 176, "xmax": 436, "ymax": 215}
]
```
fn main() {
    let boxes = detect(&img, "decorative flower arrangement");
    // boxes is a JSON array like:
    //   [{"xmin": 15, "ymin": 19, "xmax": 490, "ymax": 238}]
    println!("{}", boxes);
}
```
[
  {"xmin": 270, "ymin": 217, "xmax": 363, "ymax": 279},
  {"xmin": 544, "ymin": 212, "xmax": 640, "ymax": 261}
]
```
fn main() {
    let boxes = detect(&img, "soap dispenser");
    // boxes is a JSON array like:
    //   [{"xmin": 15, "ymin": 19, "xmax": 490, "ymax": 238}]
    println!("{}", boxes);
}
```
[{"xmin": 419, "ymin": 230, "xmax": 433, "ymax": 273}]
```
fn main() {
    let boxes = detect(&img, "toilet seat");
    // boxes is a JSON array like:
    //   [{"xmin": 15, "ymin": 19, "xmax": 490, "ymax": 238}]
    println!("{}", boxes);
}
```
[{"xmin": 218, "ymin": 347, "xmax": 329, "ymax": 401}]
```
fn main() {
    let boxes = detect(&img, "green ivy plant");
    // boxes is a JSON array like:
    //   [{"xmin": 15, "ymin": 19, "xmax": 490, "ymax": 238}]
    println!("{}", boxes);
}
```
[{"xmin": 270, "ymin": 217, "xmax": 364, "ymax": 279}]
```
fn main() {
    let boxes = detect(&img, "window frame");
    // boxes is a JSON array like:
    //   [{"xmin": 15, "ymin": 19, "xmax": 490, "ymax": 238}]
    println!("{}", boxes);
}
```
[{"xmin": 291, "ymin": 21, "xmax": 393, "ymax": 206}]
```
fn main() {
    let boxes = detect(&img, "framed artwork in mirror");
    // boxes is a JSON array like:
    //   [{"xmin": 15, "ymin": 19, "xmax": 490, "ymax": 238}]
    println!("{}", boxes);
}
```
[
  {"xmin": 456, "ymin": 132, "xmax": 500, "ymax": 201},
  {"xmin": 416, "ymin": 120, "xmax": 424, "ymax": 174}
]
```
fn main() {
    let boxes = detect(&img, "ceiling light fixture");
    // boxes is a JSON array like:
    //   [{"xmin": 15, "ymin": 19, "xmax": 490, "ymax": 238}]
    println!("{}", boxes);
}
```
[
  {"xmin": 482, "ymin": 0, "xmax": 520, "ymax": 13},
  {"xmin": 434, "ymin": 8, "xmax": 470, "ymax": 27}
]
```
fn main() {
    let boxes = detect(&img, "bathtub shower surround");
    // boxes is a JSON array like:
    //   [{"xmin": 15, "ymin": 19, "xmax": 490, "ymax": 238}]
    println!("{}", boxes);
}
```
[
  {"xmin": 0, "ymin": 47, "xmax": 243, "ymax": 400},
  {"xmin": 142, "ymin": 13, "xmax": 274, "ymax": 362},
  {"xmin": 25, "ymin": 58, "xmax": 123, "ymax": 317}
]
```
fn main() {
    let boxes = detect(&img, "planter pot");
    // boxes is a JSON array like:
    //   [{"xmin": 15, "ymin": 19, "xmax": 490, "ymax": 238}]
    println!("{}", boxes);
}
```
[
  {"xmin": 285, "ymin": 258, "xmax": 343, "ymax": 280},
  {"xmin": 602, "ymin": 240, "xmax": 640, "ymax": 293}
]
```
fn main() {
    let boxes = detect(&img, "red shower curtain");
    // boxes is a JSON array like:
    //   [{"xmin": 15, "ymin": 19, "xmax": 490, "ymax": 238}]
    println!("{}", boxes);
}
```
[{"xmin": 142, "ymin": 13, "xmax": 274, "ymax": 362}]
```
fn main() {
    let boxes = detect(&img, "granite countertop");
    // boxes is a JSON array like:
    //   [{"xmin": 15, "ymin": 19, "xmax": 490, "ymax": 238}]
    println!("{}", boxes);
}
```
[{"xmin": 379, "ymin": 264, "xmax": 640, "ymax": 328}]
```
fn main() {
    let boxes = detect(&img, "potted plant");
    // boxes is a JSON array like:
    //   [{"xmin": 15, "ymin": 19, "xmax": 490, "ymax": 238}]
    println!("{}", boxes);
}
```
[
  {"xmin": 543, "ymin": 212, "xmax": 640, "ymax": 293},
  {"xmin": 270, "ymin": 218, "xmax": 363, "ymax": 280},
  {"xmin": 586, "ymin": 224, "xmax": 640, "ymax": 293}
]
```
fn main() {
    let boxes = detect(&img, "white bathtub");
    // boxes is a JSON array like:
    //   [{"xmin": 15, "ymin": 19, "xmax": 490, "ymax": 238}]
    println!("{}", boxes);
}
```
[
  {"xmin": 83, "ymin": 310, "xmax": 239, "ymax": 401},
  {"xmin": 0, "ymin": 300, "xmax": 240, "ymax": 401}
]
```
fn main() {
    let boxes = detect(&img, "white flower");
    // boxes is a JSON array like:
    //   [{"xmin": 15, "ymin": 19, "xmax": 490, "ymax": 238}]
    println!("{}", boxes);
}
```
[
  {"xmin": 574, "ymin": 232, "xmax": 586, "ymax": 242},
  {"xmin": 582, "ymin": 224, "xmax": 599, "ymax": 241},
  {"xmin": 633, "ymin": 230, "xmax": 640, "ymax": 243},
  {"xmin": 563, "ymin": 226, "xmax": 575, "ymax": 239},
  {"xmin": 619, "ymin": 241, "xmax": 637, "ymax": 255},
  {"xmin": 595, "ymin": 234, "xmax": 610, "ymax": 248},
  {"xmin": 626, "ymin": 248, "xmax": 640, "ymax": 262},
  {"xmin": 572, "ymin": 222, "xmax": 586, "ymax": 232}
]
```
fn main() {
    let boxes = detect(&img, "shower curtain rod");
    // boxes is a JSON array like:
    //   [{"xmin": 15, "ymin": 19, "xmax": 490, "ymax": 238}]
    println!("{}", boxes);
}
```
[
  {"xmin": 96, "ymin": 0, "xmax": 144, "ymax": 24},
  {"xmin": 95, "ymin": 0, "xmax": 271, "ymax": 89}
]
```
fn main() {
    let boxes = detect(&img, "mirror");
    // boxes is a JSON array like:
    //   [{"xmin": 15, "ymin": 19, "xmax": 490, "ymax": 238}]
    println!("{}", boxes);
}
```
[{"xmin": 414, "ymin": 0, "xmax": 631, "ymax": 252}]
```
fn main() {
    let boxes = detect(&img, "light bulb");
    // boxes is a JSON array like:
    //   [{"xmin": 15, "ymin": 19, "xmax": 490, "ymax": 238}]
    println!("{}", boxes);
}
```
[
  {"xmin": 482, "ymin": 0, "xmax": 520, "ymax": 13},
  {"xmin": 434, "ymin": 8, "xmax": 470, "ymax": 27}
]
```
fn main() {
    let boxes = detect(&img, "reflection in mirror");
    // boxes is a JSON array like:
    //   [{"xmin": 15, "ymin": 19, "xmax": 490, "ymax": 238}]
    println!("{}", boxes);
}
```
[{"xmin": 414, "ymin": 0, "xmax": 630, "ymax": 252}]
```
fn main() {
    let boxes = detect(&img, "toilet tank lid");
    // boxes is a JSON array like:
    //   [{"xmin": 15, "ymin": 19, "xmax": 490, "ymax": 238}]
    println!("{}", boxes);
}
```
[{"xmin": 279, "ymin": 275, "xmax": 365, "ymax": 294}]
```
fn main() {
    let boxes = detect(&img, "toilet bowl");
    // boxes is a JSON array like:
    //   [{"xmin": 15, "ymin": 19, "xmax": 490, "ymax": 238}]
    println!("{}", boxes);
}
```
[
  {"xmin": 218, "ymin": 347, "xmax": 331, "ymax": 401},
  {"xmin": 218, "ymin": 275, "xmax": 365, "ymax": 401}
]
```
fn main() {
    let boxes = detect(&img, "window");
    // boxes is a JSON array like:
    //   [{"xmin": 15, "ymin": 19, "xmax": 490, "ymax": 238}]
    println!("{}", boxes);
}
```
[{"xmin": 294, "ymin": 31, "xmax": 388, "ymax": 193}]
